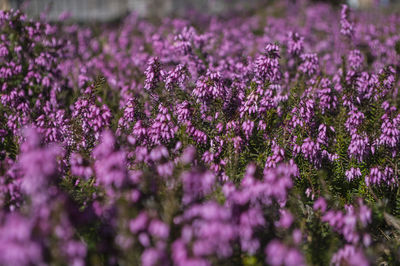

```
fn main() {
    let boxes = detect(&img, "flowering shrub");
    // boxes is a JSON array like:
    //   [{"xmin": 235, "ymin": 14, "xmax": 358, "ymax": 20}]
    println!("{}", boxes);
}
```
[{"xmin": 1, "ymin": 1, "xmax": 400, "ymax": 265}]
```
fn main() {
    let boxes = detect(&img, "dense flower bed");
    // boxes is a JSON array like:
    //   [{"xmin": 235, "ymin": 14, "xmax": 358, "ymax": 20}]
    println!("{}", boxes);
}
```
[{"xmin": 0, "ymin": 1, "xmax": 400, "ymax": 265}]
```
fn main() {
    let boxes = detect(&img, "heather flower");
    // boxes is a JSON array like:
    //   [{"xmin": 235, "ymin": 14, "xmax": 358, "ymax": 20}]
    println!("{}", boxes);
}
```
[
  {"xmin": 340, "ymin": 5, "xmax": 354, "ymax": 37},
  {"xmin": 63, "ymin": 240, "xmax": 87, "ymax": 266},
  {"xmin": 148, "ymin": 105, "xmax": 178, "ymax": 145},
  {"xmin": 149, "ymin": 145, "xmax": 169, "ymax": 162},
  {"xmin": 148, "ymin": 220, "xmax": 169, "ymax": 240},
  {"xmin": 378, "ymin": 112, "xmax": 400, "ymax": 150},
  {"xmin": 0, "ymin": 214, "xmax": 42, "ymax": 266},
  {"xmin": 257, "ymin": 120, "xmax": 267, "ymax": 131},
  {"xmin": 301, "ymin": 138, "xmax": 321, "ymax": 167},
  {"xmin": 348, "ymin": 133, "xmax": 369, "ymax": 162},
  {"xmin": 171, "ymin": 240, "xmax": 209, "ymax": 266},
  {"xmin": 192, "ymin": 70, "xmax": 226, "ymax": 101},
  {"xmin": 345, "ymin": 108, "xmax": 365, "ymax": 133},
  {"xmin": 70, "ymin": 152, "xmax": 93, "ymax": 180},
  {"xmin": 331, "ymin": 245, "xmax": 368, "ymax": 266},
  {"xmin": 174, "ymin": 202, "xmax": 236, "ymax": 259},
  {"xmin": 144, "ymin": 57, "xmax": 162, "ymax": 91},
  {"xmin": 292, "ymin": 229, "xmax": 302, "ymax": 244},
  {"xmin": 287, "ymin": 31, "xmax": 304, "ymax": 56},
  {"xmin": 130, "ymin": 120, "xmax": 148, "ymax": 145},
  {"xmin": 175, "ymin": 101, "xmax": 192, "ymax": 123},
  {"xmin": 239, "ymin": 91, "xmax": 259, "ymax": 118},
  {"xmin": 242, "ymin": 120, "xmax": 254, "ymax": 140},
  {"xmin": 185, "ymin": 121, "xmax": 207, "ymax": 144},
  {"xmin": 202, "ymin": 151, "xmax": 214, "ymax": 164},
  {"xmin": 289, "ymin": 97, "xmax": 315, "ymax": 129},
  {"xmin": 174, "ymin": 26, "xmax": 195, "ymax": 55},
  {"xmin": 314, "ymin": 197, "xmax": 327, "ymax": 213},
  {"xmin": 254, "ymin": 43, "xmax": 281, "ymax": 84},
  {"xmin": 141, "ymin": 248, "xmax": 165, "ymax": 266},
  {"xmin": 35, "ymin": 107, "xmax": 71, "ymax": 143},
  {"xmin": 72, "ymin": 87, "xmax": 112, "ymax": 147},
  {"xmin": 317, "ymin": 78, "xmax": 337, "ymax": 114},
  {"xmin": 299, "ymin": 53, "xmax": 319, "ymax": 76},
  {"xmin": 262, "ymin": 163, "xmax": 298, "ymax": 204},
  {"xmin": 321, "ymin": 201, "xmax": 371, "ymax": 245},
  {"xmin": 365, "ymin": 166, "xmax": 397, "ymax": 186},
  {"xmin": 345, "ymin": 168, "xmax": 362, "ymax": 181},
  {"xmin": 365, "ymin": 167, "xmax": 382, "ymax": 186},
  {"xmin": 265, "ymin": 240, "xmax": 305, "ymax": 266},
  {"xmin": 180, "ymin": 146, "xmax": 196, "ymax": 164},
  {"xmin": 238, "ymin": 207, "xmax": 265, "ymax": 253},
  {"xmin": 356, "ymin": 72, "xmax": 378, "ymax": 101},
  {"xmin": 265, "ymin": 141, "xmax": 285, "ymax": 169},
  {"xmin": 358, "ymin": 201, "xmax": 372, "ymax": 227},
  {"xmin": 129, "ymin": 212, "xmax": 149, "ymax": 234},
  {"xmin": 164, "ymin": 64, "xmax": 188, "ymax": 90},
  {"xmin": 317, "ymin": 124, "xmax": 328, "ymax": 146},
  {"xmin": 348, "ymin": 50, "xmax": 364, "ymax": 70},
  {"xmin": 275, "ymin": 209, "xmax": 293, "ymax": 229},
  {"xmin": 379, "ymin": 66, "xmax": 396, "ymax": 91},
  {"xmin": 117, "ymin": 98, "xmax": 135, "ymax": 135},
  {"xmin": 92, "ymin": 130, "xmax": 128, "ymax": 189},
  {"xmin": 156, "ymin": 161, "xmax": 174, "ymax": 178},
  {"xmin": 0, "ymin": 158, "xmax": 22, "ymax": 211},
  {"xmin": 305, "ymin": 188, "xmax": 315, "ymax": 200},
  {"xmin": 181, "ymin": 170, "xmax": 215, "ymax": 204},
  {"xmin": 231, "ymin": 136, "xmax": 243, "ymax": 152},
  {"xmin": 19, "ymin": 128, "xmax": 63, "ymax": 206}
]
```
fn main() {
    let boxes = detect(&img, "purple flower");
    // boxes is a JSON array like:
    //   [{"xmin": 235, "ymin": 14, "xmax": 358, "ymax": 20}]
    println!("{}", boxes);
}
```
[
  {"xmin": 148, "ymin": 105, "xmax": 177, "ymax": 145},
  {"xmin": 149, "ymin": 145, "xmax": 169, "ymax": 161},
  {"xmin": 242, "ymin": 120, "xmax": 255, "ymax": 140},
  {"xmin": 345, "ymin": 168, "xmax": 362, "ymax": 182},
  {"xmin": 265, "ymin": 142, "xmax": 285, "ymax": 169},
  {"xmin": 265, "ymin": 240, "xmax": 305, "ymax": 266},
  {"xmin": 301, "ymin": 138, "xmax": 321, "ymax": 167},
  {"xmin": 254, "ymin": 43, "xmax": 281, "ymax": 84},
  {"xmin": 340, "ymin": 5, "xmax": 354, "ymax": 37},
  {"xmin": 164, "ymin": 64, "xmax": 188, "ymax": 90},
  {"xmin": 148, "ymin": 220, "xmax": 169, "ymax": 240},
  {"xmin": 314, "ymin": 197, "xmax": 327, "ymax": 213},
  {"xmin": 92, "ymin": 131, "xmax": 128, "ymax": 189},
  {"xmin": 299, "ymin": 53, "xmax": 319, "ymax": 76},
  {"xmin": 348, "ymin": 133, "xmax": 369, "ymax": 162},
  {"xmin": 331, "ymin": 245, "xmax": 368, "ymax": 266},
  {"xmin": 0, "ymin": 214, "xmax": 42, "ymax": 266},
  {"xmin": 19, "ymin": 128, "xmax": 63, "ymax": 206},
  {"xmin": 144, "ymin": 57, "xmax": 162, "ymax": 91},
  {"xmin": 378, "ymin": 112, "xmax": 400, "ymax": 150},
  {"xmin": 70, "ymin": 153, "xmax": 93, "ymax": 180},
  {"xmin": 141, "ymin": 248, "xmax": 164, "ymax": 266},
  {"xmin": 130, "ymin": 212, "xmax": 149, "ymax": 234},
  {"xmin": 181, "ymin": 170, "xmax": 215, "ymax": 205},
  {"xmin": 317, "ymin": 79, "xmax": 337, "ymax": 114},
  {"xmin": 345, "ymin": 108, "xmax": 365, "ymax": 134},
  {"xmin": 72, "ymin": 88, "xmax": 111, "ymax": 147},
  {"xmin": 275, "ymin": 209, "xmax": 293, "ymax": 229},
  {"xmin": 348, "ymin": 50, "xmax": 364, "ymax": 70},
  {"xmin": 287, "ymin": 32, "xmax": 304, "ymax": 56},
  {"xmin": 192, "ymin": 70, "xmax": 226, "ymax": 101}
]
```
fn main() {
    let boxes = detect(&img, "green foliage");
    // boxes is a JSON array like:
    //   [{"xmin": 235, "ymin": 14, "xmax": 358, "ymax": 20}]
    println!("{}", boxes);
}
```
[
  {"xmin": 395, "ymin": 40, "xmax": 400, "ymax": 56},
  {"xmin": 60, "ymin": 176, "xmax": 99, "ymax": 210},
  {"xmin": 304, "ymin": 210, "xmax": 334, "ymax": 265}
]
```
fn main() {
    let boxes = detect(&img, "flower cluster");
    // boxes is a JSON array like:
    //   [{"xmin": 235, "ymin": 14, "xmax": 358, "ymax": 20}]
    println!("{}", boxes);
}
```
[{"xmin": 0, "ymin": 2, "xmax": 400, "ymax": 265}]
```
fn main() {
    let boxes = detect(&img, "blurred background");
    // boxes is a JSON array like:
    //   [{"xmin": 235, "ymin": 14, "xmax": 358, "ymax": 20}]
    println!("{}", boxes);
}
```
[{"xmin": 0, "ymin": 0, "xmax": 398, "ymax": 21}]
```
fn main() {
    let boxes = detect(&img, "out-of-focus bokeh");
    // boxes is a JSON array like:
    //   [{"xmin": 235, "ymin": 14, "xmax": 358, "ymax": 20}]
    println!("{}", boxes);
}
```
[
  {"xmin": 1, "ymin": 0, "xmax": 266, "ymax": 21},
  {"xmin": 0, "ymin": 0, "xmax": 398, "ymax": 21}
]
